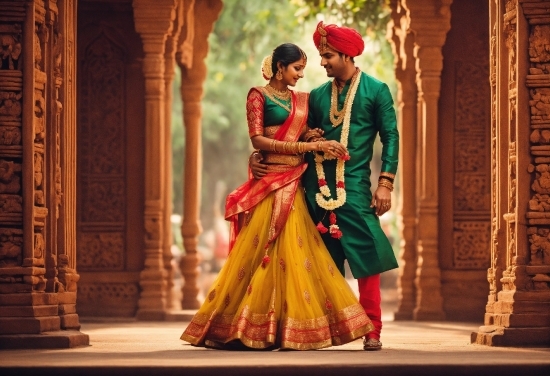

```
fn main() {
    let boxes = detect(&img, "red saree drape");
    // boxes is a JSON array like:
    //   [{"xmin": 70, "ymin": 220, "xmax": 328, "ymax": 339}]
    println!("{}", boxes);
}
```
[{"xmin": 225, "ymin": 89, "xmax": 309, "ymax": 252}]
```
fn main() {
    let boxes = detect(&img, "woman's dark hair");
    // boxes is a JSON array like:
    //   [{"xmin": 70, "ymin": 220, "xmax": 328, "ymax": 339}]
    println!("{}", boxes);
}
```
[{"xmin": 271, "ymin": 43, "xmax": 307, "ymax": 74}]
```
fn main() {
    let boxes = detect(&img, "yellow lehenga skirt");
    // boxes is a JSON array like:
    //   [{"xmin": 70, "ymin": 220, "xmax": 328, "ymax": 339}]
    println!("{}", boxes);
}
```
[{"xmin": 180, "ymin": 188, "xmax": 374, "ymax": 350}]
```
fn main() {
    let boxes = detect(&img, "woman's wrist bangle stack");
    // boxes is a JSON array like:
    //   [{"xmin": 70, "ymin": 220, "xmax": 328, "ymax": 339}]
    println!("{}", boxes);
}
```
[{"xmin": 269, "ymin": 139, "xmax": 307, "ymax": 155}]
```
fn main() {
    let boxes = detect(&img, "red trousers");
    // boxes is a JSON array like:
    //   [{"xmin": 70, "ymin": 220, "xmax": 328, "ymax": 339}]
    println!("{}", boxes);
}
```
[{"xmin": 358, "ymin": 274, "xmax": 382, "ymax": 339}]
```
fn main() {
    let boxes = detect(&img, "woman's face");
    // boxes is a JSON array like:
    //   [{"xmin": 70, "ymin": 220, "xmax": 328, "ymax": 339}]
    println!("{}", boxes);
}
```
[{"xmin": 280, "ymin": 58, "xmax": 306, "ymax": 87}]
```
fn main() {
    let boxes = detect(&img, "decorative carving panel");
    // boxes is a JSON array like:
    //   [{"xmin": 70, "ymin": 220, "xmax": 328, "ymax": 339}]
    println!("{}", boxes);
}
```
[
  {"xmin": 453, "ymin": 221, "xmax": 491, "ymax": 269},
  {"xmin": 0, "ymin": 228, "xmax": 23, "ymax": 266},
  {"xmin": 77, "ymin": 281, "xmax": 139, "ymax": 316},
  {"xmin": 77, "ymin": 232, "xmax": 124, "ymax": 270},
  {"xmin": 455, "ymin": 62, "xmax": 490, "ymax": 132},
  {"xmin": 526, "ymin": 13, "xmax": 550, "ymax": 291},
  {"xmin": 0, "ymin": 14, "xmax": 24, "ymax": 271},
  {"xmin": 78, "ymin": 30, "xmax": 127, "ymax": 271},
  {"xmin": 453, "ymin": 59, "xmax": 491, "ymax": 271},
  {"xmin": 80, "ymin": 180, "xmax": 125, "ymax": 223},
  {"xmin": 454, "ymin": 173, "xmax": 490, "ymax": 212}
]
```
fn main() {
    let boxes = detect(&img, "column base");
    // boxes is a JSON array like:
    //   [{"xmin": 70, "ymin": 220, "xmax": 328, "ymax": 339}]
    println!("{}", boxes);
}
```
[
  {"xmin": 471, "ymin": 325, "xmax": 550, "ymax": 346},
  {"xmin": 0, "ymin": 330, "xmax": 89, "ymax": 349}
]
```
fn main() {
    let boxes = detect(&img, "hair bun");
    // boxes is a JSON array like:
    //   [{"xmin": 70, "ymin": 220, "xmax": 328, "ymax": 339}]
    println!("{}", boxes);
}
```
[{"xmin": 261, "ymin": 54, "xmax": 273, "ymax": 80}]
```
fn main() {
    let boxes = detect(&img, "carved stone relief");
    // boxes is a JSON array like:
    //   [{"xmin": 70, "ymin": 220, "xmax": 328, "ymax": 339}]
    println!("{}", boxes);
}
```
[
  {"xmin": 453, "ymin": 221, "xmax": 491, "ymax": 269},
  {"xmin": 1, "ymin": 20, "xmax": 24, "ymax": 271},
  {"xmin": 77, "ymin": 232, "xmax": 124, "ymax": 270},
  {"xmin": 78, "ymin": 282, "xmax": 139, "ymax": 306},
  {"xmin": 526, "ymin": 17, "xmax": 550, "ymax": 292},
  {"xmin": 0, "ymin": 228, "xmax": 23, "ymax": 266},
  {"xmin": 77, "ymin": 29, "xmax": 127, "ymax": 287},
  {"xmin": 453, "ymin": 60, "xmax": 491, "ymax": 269}
]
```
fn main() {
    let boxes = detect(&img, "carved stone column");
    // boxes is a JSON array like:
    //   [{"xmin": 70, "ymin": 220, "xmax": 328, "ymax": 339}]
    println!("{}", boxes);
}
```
[
  {"xmin": 163, "ymin": 0, "xmax": 185, "ymax": 310},
  {"xmin": 472, "ymin": 0, "xmax": 550, "ymax": 346},
  {"xmin": 0, "ymin": 0, "xmax": 87, "ymax": 348},
  {"xmin": 133, "ymin": 0, "xmax": 178, "ymax": 320},
  {"xmin": 404, "ymin": 0, "xmax": 453, "ymax": 320},
  {"xmin": 177, "ymin": 0, "xmax": 222, "ymax": 309},
  {"xmin": 388, "ymin": 0, "xmax": 418, "ymax": 320}
]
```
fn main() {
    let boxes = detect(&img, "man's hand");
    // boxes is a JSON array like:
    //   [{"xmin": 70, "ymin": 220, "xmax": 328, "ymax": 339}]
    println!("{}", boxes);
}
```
[
  {"xmin": 304, "ymin": 127, "xmax": 326, "ymax": 143},
  {"xmin": 370, "ymin": 186, "xmax": 392, "ymax": 216},
  {"xmin": 249, "ymin": 152, "xmax": 268, "ymax": 179}
]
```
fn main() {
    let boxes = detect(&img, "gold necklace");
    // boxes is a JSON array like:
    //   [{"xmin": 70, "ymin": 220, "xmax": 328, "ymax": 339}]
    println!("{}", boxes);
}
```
[
  {"xmin": 329, "ymin": 69, "xmax": 360, "ymax": 127},
  {"xmin": 264, "ymin": 84, "xmax": 291, "ymax": 100},
  {"xmin": 262, "ymin": 85, "xmax": 291, "ymax": 112}
]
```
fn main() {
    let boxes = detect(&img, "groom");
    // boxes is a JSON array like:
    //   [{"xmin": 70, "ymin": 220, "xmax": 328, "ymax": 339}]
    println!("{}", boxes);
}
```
[{"xmin": 251, "ymin": 22, "xmax": 399, "ymax": 351}]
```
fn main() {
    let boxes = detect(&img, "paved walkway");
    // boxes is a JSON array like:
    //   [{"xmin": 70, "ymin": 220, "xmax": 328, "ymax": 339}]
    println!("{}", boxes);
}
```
[{"xmin": 1, "ymin": 319, "xmax": 549, "ymax": 376}]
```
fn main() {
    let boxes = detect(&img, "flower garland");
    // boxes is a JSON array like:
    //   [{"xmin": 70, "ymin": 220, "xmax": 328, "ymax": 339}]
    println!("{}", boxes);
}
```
[{"xmin": 314, "ymin": 70, "xmax": 361, "ymax": 239}]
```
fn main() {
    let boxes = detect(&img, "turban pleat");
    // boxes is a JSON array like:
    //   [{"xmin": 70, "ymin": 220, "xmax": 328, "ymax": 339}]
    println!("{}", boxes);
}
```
[{"xmin": 313, "ymin": 21, "xmax": 364, "ymax": 57}]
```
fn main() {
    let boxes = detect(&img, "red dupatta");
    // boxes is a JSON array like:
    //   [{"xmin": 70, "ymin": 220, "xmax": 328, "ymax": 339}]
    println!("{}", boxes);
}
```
[{"xmin": 225, "ymin": 89, "xmax": 309, "ymax": 252}]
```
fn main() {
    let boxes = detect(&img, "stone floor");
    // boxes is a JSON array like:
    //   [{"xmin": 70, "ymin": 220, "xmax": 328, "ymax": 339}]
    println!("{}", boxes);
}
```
[{"xmin": 1, "ymin": 318, "xmax": 549, "ymax": 376}]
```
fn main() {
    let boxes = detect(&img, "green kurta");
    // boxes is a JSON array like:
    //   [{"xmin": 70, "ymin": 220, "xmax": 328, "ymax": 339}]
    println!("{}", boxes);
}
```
[{"xmin": 303, "ymin": 71, "xmax": 399, "ymax": 279}]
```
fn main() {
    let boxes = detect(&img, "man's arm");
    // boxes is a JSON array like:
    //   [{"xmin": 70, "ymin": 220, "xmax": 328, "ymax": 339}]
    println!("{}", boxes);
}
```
[{"xmin": 371, "ymin": 83, "xmax": 398, "ymax": 216}]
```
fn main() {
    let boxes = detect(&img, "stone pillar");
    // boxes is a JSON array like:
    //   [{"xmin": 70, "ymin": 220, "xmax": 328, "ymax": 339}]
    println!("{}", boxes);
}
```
[
  {"xmin": 163, "ymin": 0, "xmax": 184, "ymax": 310},
  {"xmin": 177, "ymin": 0, "xmax": 222, "ymax": 309},
  {"xmin": 0, "ymin": 0, "xmax": 87, "ymax": 348},
  {"xmin": 388, "ymin": 0, "xmax": 419, "ymax": 320},
  {"xmin": 53, "ymin": 0, "xmax": 81, "ymax": 332},
  {"xmin": 133, "ymin": 0, "xmax": 178, "ymax": 320},
  {"xmin": 405, "ymin": 0, "xmax": 453, "ymax": 320},
  {"xmin": 472, "ymin": 0, "xmax": 550, "ymax": 346}
]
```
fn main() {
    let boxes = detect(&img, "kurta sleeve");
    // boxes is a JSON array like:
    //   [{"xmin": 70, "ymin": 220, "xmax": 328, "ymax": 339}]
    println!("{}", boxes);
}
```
[
  {"xmin": 307, "ymin": 91, "xmax": 317, "ymax": 129},
  {"xmin": 246, "ymin": 88, "xmax": 265, "ymax": 138},
  {"xmin": 374, "ymin": 83, "xmax": 399, "ymax": 175}
]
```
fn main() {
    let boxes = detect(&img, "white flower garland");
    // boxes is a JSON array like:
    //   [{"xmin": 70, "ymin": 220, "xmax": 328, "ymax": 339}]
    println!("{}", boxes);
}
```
[{"xmin": 314, "ymin": 71, "xmax": 361, "ymax": 211}]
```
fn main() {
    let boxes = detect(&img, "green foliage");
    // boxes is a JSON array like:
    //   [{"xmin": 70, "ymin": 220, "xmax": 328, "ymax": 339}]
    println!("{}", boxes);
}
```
[{"xmin": 292, "ymin": 0, "xmax": 390, "ymax": 41}]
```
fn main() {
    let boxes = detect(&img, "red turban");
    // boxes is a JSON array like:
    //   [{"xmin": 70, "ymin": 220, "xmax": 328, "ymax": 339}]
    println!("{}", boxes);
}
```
[{"xmin": 313, "ymin": 21, "xmax": 364, "ymax": 57}]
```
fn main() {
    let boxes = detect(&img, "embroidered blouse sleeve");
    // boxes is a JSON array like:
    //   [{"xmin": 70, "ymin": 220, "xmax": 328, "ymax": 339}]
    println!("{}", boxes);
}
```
[{"xmin": 246, "ymin": 88, "xmax": 265, "ymax": 138}]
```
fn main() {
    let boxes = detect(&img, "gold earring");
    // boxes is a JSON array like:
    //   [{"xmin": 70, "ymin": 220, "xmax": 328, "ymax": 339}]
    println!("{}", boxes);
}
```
[{"xmin": 276, "ymin": 70, "xmax": 282, "ymax": 80}]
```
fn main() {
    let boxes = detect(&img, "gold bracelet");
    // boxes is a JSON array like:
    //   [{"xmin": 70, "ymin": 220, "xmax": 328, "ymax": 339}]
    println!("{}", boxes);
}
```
[
  {"xmin": 378, "ymin": 179, "xmax": 394, "ymax": 192},
  {"xmin": 317, "ymin": 141, "xmax": 323, "ymax": 151},
  {"xmin": 292, "ymin": 142, "xmax": 299, "ymax": 154},
  {"xmin": 269, "ymin": 139, "xmax": 276, "ymax": 152}
]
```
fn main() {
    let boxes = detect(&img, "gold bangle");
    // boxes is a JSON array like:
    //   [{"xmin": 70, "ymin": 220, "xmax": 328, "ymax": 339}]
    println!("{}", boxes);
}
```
[
  {"xmin": 318, "ymin": 141, "xmax": 323, "ymax": 151},
  {"xmin": 378, "ymin": 180, "xmax": 394, "ymax": 192}
]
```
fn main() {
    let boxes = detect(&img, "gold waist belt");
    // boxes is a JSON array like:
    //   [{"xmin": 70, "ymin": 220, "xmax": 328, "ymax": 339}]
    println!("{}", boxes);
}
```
[{"xmin": 263, "ymin": 152, "xmax": 304, "ymax": 167}]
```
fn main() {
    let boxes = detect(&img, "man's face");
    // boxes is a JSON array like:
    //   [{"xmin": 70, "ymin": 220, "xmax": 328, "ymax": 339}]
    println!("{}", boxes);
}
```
[{"xmin": 319, "ymin": 47, "xmax": 346, "ymax": 79}]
